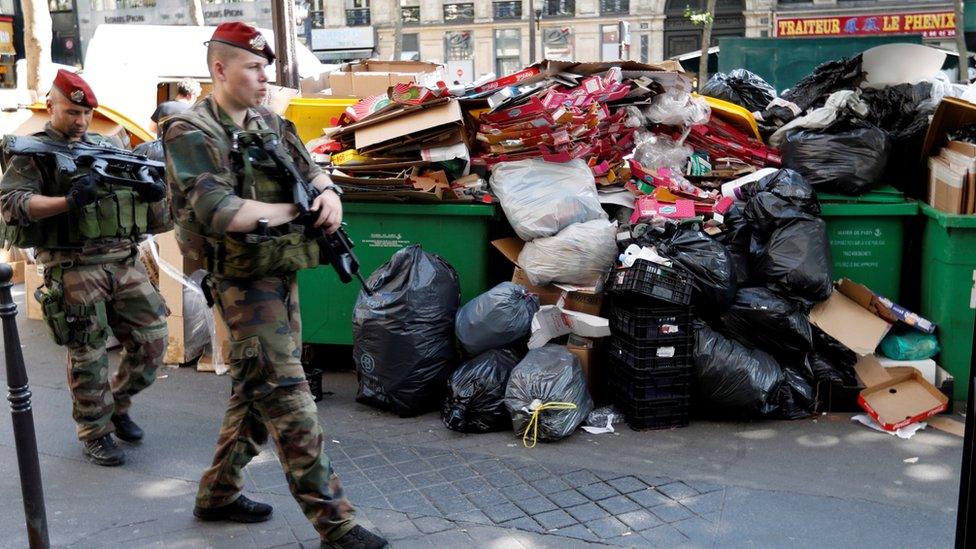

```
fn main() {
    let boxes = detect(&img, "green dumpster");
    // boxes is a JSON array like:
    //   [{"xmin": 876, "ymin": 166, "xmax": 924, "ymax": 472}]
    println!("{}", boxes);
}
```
[
  {"xmin": 919, "ymin": 203, "xmax": 976, "ymax": 400},
  {"xmin": 818, "ymin": 186, "xmax": 917, "ymax": 300},
  {"xmin": 298, "ymin": 202, "xmax": 496, "ymax": 346}
]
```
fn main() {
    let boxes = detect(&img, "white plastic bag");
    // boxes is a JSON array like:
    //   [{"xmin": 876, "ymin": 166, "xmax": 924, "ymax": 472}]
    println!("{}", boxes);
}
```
[
  {"xmin": 490, "ymin": 158, "xmax": 606, "ymax": 241},
  {"xmin": 643, "ymin": 89, "xmax": 711, "ymax": 128},
  {"xmin": 518, "ymin": 219, "xmax": 617, "ymax": 286}
]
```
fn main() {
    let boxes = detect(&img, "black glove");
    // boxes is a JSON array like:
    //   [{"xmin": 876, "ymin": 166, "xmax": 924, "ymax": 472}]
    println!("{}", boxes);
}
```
[
  {"xmin": 65, "ymin": 173, "xmax": 97, "ymax": 211},
  {"xmin": 135, "ymin": 181, "xmax": 167, "ymax": 203}
]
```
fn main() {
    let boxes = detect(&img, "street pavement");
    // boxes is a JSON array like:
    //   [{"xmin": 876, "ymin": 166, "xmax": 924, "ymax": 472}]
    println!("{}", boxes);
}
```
[{"xmin": 0, "ymin": 284, "xmax": 964, "ymax": 548}]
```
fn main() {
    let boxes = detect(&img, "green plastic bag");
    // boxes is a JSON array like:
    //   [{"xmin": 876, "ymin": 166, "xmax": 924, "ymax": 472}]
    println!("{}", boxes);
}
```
[{"xmin": 878, "ymin": 327, "xmax": 940, "ymax": 361}]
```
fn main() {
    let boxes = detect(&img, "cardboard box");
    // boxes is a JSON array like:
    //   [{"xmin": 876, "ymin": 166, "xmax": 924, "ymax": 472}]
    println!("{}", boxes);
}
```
[
  {"xmin": 854, "ymin": 355, "xmax": 948, "ymax": 432},
  {"xmin": 809, "ymin": 280, "xmax": 893, "ymax": 356},
  {"xmin": 568, "ymin": 336, "xmax": 602, "ymax": 398},
  {"xmin": 492, "ymin": 237, "xmax": 604, "ymax": 316},
  {"xmin": 354, "ymin": 99, "xmax": 465, "ymax": 152},
  {"xmin": 329, "ymin": 60, "xmax": 446, "ymax": 98},
  {"xmin": 878, "ymin": 357, "xmax": 937, "ymax": 385},
  {"xmin": 928, "ymin": 155, "xmax": 968, "ymax": 214}
]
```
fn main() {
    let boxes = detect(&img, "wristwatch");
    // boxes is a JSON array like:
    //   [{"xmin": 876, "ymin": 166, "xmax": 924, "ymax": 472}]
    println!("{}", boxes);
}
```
[{"xmin": 321, "ymin": 183, "xmax": 343, "ymax": 197}]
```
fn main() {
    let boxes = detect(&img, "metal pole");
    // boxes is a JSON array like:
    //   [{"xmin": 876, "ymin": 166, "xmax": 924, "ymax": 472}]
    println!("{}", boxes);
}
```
[
  {"xmin": 0, "ymin": 263, "xmax": 49, "ymax": 548},
  {"xmin": 271, "ymin": 0, "xmax": 300, "ymax": 89},
  {"xmin": 528, "ymin": 0, "xmax": 536, "ymax": 64},
  {"xmin": 955, "ymin": 310, "xmax": 976, "ymax": 548}
]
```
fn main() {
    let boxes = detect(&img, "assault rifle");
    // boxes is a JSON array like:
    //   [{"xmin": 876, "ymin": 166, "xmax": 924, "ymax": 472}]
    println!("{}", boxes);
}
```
[
  {"xmin": 1, "ymin": 135, "xmax": 167, "ymax": 202},
  {"xmin": 246, "ymin": 133, "xmax": 371, "ymax": 294}
]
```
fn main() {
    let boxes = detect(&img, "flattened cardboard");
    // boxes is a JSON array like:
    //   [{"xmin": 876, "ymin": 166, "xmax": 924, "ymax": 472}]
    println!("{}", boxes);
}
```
[
  {"xmin": 928, "ymin": 416, "xmax": 966, "ymax": 437},
  {"xmin": 329, "ymin": 60, "xmax": 445, "ymax": 98},
  {"xmin": 809, "ymin": 285, "xmax": 892, "ymax": 356},
  {"xmin": 354, "ymin": 99, "xmax": 463, "ymax": 150},
  {"xmin": 921, "ymin": 97, "xmax": 976, "ymax": 163},
  {"xmin": 858, "ymin": 369, "xmax": 948, "ymax": 432},
  {"xmin": 928, "ymin": 155, "xmax": 967, "ymax": 214}
]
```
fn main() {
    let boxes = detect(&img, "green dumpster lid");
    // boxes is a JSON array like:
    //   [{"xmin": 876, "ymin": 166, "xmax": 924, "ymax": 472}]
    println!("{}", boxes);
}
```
[
  {"xmin": 344, "ymin": 201, "xmax": 497, "ymax": 217},
  {"xmin": 820, "ymin": 199, "xmax": 917, "ymax": 216},
  {"xmin": 920, "ymin": 202, "xmax": 976, "ymax": 228},
  {"xmin": 818, "ymin": 185, "xmax": 905, "ymax": 204}
]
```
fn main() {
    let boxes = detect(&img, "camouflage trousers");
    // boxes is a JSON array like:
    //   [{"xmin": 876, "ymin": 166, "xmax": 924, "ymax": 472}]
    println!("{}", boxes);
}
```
[
  {"xmin": 45, "ymin": 256, "xmax": 168, "ymax": 441},
  {"xmin": 195, "ymin": 274, "xmax": 356, "ymax": 541}
]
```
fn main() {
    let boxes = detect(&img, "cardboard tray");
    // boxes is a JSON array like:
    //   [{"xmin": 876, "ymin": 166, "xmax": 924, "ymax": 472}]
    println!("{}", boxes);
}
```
[{"xmin": 858, "ymin": 369, "xmax": 949, "ymax": 432}]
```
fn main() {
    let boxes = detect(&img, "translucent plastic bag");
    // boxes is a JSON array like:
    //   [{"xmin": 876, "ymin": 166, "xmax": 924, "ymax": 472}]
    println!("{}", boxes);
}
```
[
  {"xmin": 518, "ymin": 219, "xmax": 617, "ymax": 286},
  {"xmin": 505, "ymin": 344, "xmax": 593, "ymax": 445},
  {"xmin": 643, "ymin": 90, "xmax": 711, "ymax": 127},
  {"xmin": 634, "ymin": 132, "xmax": 693, "ymax": 172},
  {"xmin": 455, "ymin": 282, "xmax": 540, "ymax": 356},
  {"xmin": 490, "ymin": 158, "xmax": 606, "ymax": 241}
]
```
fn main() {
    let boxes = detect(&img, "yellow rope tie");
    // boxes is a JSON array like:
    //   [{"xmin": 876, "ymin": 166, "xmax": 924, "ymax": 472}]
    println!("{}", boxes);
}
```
[{"xmin": 521, "ymin": 401, "xmax": 578, "ymax": 448}]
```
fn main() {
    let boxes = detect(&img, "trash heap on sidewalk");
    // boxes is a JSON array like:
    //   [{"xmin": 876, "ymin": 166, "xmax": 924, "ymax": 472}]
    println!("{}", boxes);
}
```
[{"xmin": 336, "ymin": 53, "xmax": 965, "ymax": 443}]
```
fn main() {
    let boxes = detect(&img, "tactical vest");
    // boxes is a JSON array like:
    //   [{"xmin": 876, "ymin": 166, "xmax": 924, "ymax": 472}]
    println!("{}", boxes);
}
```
[
  {"xmin": 0, "ymin": 132, "xmax": 171, "ymax": 250},
  {"xmin": 167, "ymin": 101, "xmax": 319, "ymax": 279}
]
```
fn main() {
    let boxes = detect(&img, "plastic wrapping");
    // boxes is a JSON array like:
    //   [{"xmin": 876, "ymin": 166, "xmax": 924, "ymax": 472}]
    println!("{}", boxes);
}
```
[
  {"xmin": 781, "ymin": 120, "xmax": 891, "ymax": 195},
  {"xmin": 518, "ymin": 219, "xmax": 617, "ymax": 286},
  {"xmin": 442, "ymin": 349, "xmax": 521, "ymax": 433},
  {"xmin": 700, "ymin": 69, "xmax": 777, "ymax": 112},
  {"xmin": 585, "ymin": 405, "xmax": 625, "ymax": 428},
  {"xmin": 504, "ymin": 344, "xmax": 593, "ymax": 443},
  {"xmin": 455, "ymin": 282, "xmax": 540, "ymax": 356},
  {"xmin": 490, "ymin": 158, "xmax": 606, "ymax": 241},
  {"xmin": 720, "ymin": 287, "xmax": 814, "ymax": 355},
  {"xmin": 769, "ymin": 89, "xmax": 869, "ymax": 148},
  {"xmin": 878, "ymin": 327, "xmax": 940, "ymax": 361},
  {"xmin": 643, "ymin": 89, "xmax": 711, "ymax": 127},
  {"xmin": 634, "ymin": 132, "xmax": 693, "ymax": 172},
  {"xmin": 353, "ymin": 245, "xmax": 460, "ymax": 417},
  {"xmin": 753, "ymin": 216, "xmax": 833, "ymax": 305},
  {"xmin": 143, "ymin": 235, "xmax": 225, "ymax": 374},
  {"xmin": 693, "ymin": 323, "xmax": 783, "ymax": 417},
  {"xmin": 656, "ymin": 226, "xmax": 737, "ymax": 311},
  {"xmin": 182, "ymin": 269, "xmax": 212, "ymax": 362}
]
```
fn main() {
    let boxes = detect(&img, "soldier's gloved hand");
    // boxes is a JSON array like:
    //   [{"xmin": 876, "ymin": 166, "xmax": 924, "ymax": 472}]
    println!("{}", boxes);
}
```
[
  {"xmin": 65, "ymin": 173, "xmax": 98, "ymax": 210},
  {"xmin": 135, "ymin": 181, "xmax": 167, "ymax": 203}
]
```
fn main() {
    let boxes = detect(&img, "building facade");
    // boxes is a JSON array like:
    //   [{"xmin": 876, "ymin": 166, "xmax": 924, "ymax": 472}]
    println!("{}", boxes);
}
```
[{"xmin": 312, "ymin": 0, "xmax": 971, "ymax": 82}]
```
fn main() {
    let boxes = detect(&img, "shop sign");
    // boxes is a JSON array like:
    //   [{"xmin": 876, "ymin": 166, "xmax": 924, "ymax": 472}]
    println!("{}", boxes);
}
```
[{"xmin": 777, "ymin": 12, "xmax": 956, "ymax": 38}]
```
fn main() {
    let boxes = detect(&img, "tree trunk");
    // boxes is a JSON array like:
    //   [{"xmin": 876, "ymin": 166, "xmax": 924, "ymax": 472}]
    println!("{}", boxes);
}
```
[
  {"xmin": 698, "ymin": 0, "xmax": 717, "ymax": 91},
  {"xmin": 954, "ymin": 0, "xmax": 968, "ymax": 83},
  {"xmin": 188, "ymin": 0, "xmax": 205, "ymax": 26},
  {"xmin": 19, "ymin": 0, "xmax": 52, "ymax": 100},
  {"xmin": 392, "ymin": 1, "xmax": 403, "ymax": 61}
]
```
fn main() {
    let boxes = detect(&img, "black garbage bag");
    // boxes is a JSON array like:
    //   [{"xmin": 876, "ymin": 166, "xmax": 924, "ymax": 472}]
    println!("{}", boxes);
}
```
[
  {"xmin": 862, "ymin": 82, "xmax": 935, "ymax": 196},
  {"xmin": 809, "ymin": 326, "xmax": 858, "ymax": 385},
  {"xmin": 950, "ymin": 123, "xmax": 976, "ymax": 143},
  {"xmin": 701, "ymin": 69, "xmax": 777, "ymax": 113},
  {"xmin": 776, "ymin": 367, "xmax": 817, "ymax": 419},
  {"xmin": 739, "ymin": 168, "xmax": 820, "ymax": 216},
  {"xmin": 693, "ymin": 323, "xmax": 784, "ymax": 417},
  {"xmin": 781, "ymin": 120, "xmax": 891, "ymax": 195},
  {"xmin": 505, "ymin": 344, "xmax": 593, "ymax": 443},
  {"xmin": 443, "ymin": 349, "xmax": 521, "ymax": 433},
  {"xmin": 456, "ymin": 282, "xmax": 539, "ymax": 356},
  {"xmin": 781, "ymin": 55, "xmax": 863, "ymax": 111},
  {"xmin": 743, "ymin": 191, "xmax": 814, "ymax": 238},
  {"xmin": 719, "ymin": 287, "xmax": 814, "ymax": 355},
  {"xmin": 657, "ymin": 226, "xmax": 737, "ymax": 312},
  {"xmin": 353, "ymin": 245, "xmax": 460, "ymax": 417},
  {"xmin": 753, "ymin": 216, "xmax": 833, "ymax": 304},
  {"xmin": 716, "ymin": 203, "xmax": 753, "ymax": 287}
]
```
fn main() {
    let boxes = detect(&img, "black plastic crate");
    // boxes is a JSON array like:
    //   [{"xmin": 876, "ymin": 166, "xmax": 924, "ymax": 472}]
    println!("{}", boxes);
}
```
[
  {"xmin": 606, "ymin": 259, "xmax": 693, "ymax": 306},
  {"xmin": 608, "ymin": 358, "xmax": 692, "ymax": 401},
  {"xmin": 615, "ymin": 396, "xmax": 691, "ymax": 430},
  {"xmin": 607, "ymin": 335, "xmax": 693, "ymax": 370},
  {"xmin": 609, "ymin": 302, "xmax": 693, "ymax": 341}
]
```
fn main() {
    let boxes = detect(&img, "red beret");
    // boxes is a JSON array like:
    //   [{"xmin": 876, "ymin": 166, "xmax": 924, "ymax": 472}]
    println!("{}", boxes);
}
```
[
  {"xmin": 52, "ymin": 69, "xmax": 97, "ymax": 109},
  {"xmin": 207, "ymin": 22, "xmax": 276, "ymax": 63}
]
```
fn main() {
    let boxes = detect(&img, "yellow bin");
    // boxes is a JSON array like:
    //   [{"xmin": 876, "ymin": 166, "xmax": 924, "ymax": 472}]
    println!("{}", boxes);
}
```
[{"xmin": 284, "ymin": 98, "xmax": 358, "ymax": 143}]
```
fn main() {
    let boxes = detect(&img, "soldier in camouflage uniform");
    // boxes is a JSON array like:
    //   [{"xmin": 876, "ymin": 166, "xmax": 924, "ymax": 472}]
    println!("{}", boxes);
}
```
[
  {"xmin": 163, "ymin": 23, "xmax": 387, "ymax": 549},
  {"xmin": 0, "ymin": 70, "xmax": 171, "ymax": 466}
]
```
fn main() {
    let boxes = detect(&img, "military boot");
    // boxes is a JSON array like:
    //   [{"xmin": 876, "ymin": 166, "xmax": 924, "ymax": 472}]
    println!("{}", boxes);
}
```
[
  {"xmin": 194, "ymin": 495, "xmax": 273, "ymax": 523},
  {"xmin": 83, "ymin": 434, "xmax": 125, "ymax": 466},
  {"xmin": 321, "ymin": 525, "xmax": 390, "ymax": 549},
  {"xmin": 111, "ymin": 413, "xmax": 144, "ymax": 442}
]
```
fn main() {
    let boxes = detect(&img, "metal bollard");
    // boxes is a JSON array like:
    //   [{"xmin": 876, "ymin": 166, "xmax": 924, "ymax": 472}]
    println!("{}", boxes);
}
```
[{"xmin": 0, "ymin": 263, "xmax": 50, "ymax": 548}]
